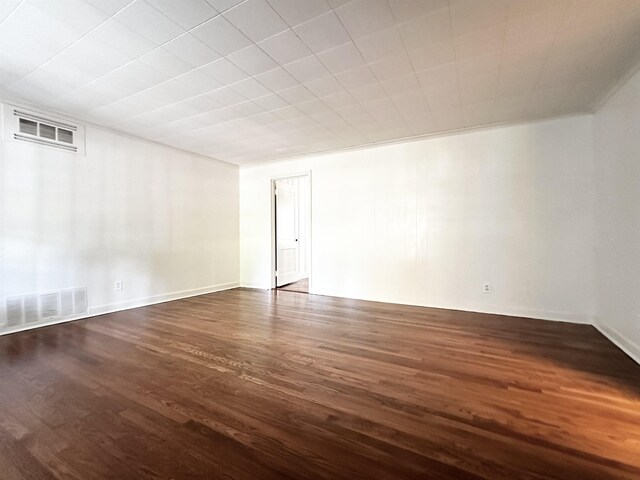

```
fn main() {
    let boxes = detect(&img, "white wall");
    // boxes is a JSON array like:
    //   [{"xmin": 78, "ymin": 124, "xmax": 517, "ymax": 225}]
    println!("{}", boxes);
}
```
[
  {"xmin": 0, "ymin": 115, "xmax": 239, "ymax": 332},
  {"xmin": 241, "ymin": 115, "xmax": 595, "ymax": 323},
  {"xmin": 593, "ymin": 66, "xmax": 640, "ymax": 362}
]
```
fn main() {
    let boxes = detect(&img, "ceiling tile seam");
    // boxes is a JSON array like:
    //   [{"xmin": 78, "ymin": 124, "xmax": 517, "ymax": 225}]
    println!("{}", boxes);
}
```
[
  {"xmin": 95, "ymin": 63, "xmax": 278, "ymax": 126},
  {"xmin": 209, "ymin": 0, "xmax": 249, "ymax": 15},
  {"xmin": 263, "ymin": 8, "xmax": 389, "ymax": 142},
  {"xmin": 0, "ymin": 92, "xmax": 235, "ymax": 165},
  {"xmin": 85, "ymin": 57, "xmax": 251, "ymax": 122},
  {"xmin": 327, "ymin": 1, "xmax": 411, "ymax": 135},
  {"xmin": 36, "ymin": 2, "xmax": 248, "ymax": 109},
  {"xmin": 521, "ymin": 0, "xmax": 572, "ymax": 117},
  {"xmin": 5, "ymin": 0, "xmax": 139, "ymax": 89},
  {"xmin": 22, "ymin": 1, "xmax": 389, "ymax": 149},
  {"xmin": 118, "ymin": 87, "xmax": 305, "ymax": 146},
  {"xmin": 494, "ymin": 10, "xmax": 519, "ymax": 119},
  {"xmin": 55, "ymin": 3, "xmax": 330, "ymax": 128},
  {"xmin": 384, "ymin": 0, "xmax": 436, "ymax": 128},
  {"xmin": 244, "ymin": 4, "xmax": 387, "ymax": 143},
  {"xmin": 464, "ymin": 8, "xmax": 510, "ymax": 125},
  {"xmin": 98, "ymin": 35, "xmax": 323, "ymax": 136},
  {"xmin": 258, "ymin": 2, "xmax": 402, "ymax": 140},
  {"xmin": 43, "ymin": 28, "xmax": 221, "ymax": 109},
  {"xmin": 0, "ymin": 0, "xmax": 25, "ymax": 28},
  {"xmin": 5, "ymin": 0, "xmax": 631, "ymax": 164},
  {"xmin": 448, "ymin": 2, "xmax": 465, "ymax": 128},
  {"xmin": 238, "ymin": 110, "xmax": 593, "ymax": 167}
]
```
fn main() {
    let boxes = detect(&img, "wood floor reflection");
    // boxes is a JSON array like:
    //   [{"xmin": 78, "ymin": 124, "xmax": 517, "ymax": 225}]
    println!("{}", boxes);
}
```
[{"xmin": 1, "ymin": 288, "xmax": 639, "ymax": 480}]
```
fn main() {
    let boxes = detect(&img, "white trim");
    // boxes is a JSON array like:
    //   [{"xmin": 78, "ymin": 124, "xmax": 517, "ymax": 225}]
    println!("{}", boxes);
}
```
[
  {"xmin": 239, "ymin": 113, "xmax": 591, "ymax": 168},
  {"xmin": 0, "ymin": 282, "xmax": 239, "ymax": 336},
  {"xmin": 235, "ymin": 282, "xmax": 592, "ymax": 324},
  {"xmin": 271, "ymin": 172, "xmax": 312, "ymax": 291},
  {"xmin": 593, "ymin": 318, "xmax": 640, "ymax": 366},
  {"xmin": 2, "ymin": 95, "xmax": 591, "ymax": 169},
  {"xmin": 305, "ymin": 288, "xmax": 593, "ymax": 325}
]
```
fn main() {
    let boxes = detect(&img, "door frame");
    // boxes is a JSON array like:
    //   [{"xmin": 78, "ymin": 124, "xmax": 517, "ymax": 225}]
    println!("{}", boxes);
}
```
[{"xmin": 271, "ymin": 171, "xmax": 312, "ymax": 290}]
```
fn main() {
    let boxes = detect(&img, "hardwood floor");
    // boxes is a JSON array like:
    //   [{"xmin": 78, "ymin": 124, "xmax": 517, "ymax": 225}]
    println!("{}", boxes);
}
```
[
  {"xmin": 278, "ymin": 278, "xmax": 309, "ymax": 293},
  {"xmin": 0, "ymin": 288, "xmax": 639, "ymax": 480}
]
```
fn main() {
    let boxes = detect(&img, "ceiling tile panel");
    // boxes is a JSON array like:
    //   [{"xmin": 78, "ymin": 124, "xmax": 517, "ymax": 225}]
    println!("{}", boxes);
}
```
[
  {"xmin": 227, "ymin": 44, "xmax": 278, "ymax": 76},
  {"xmin": 115, "ymin": 0, "xmax": 185, "ymax": 44},
  {"xmin": 316, "ymin": 42, "xmax": 366, "ymax": 74},
  {"xmin": 162, "ymin": 34, "xmax": 221, "ymax": 68},
  {"xmin": 267, "ymin": 0, "xmax": 332, "ymax": 27},
  {"xmin": 334, "ymin": 0, "xmax": 395, "ymax": 38},
  {"xmin": 254, "ymin": 67, "xmax": 299, "ymax": 92},
  {"xmin": 258, "ymin": 29, "xmax": 311, "ymax": 65},
  {"xmin": 2, "ymin": 0, "xmax": 640, "ymax": 164},
  {"xmin": 354, "ymin": 26, "xmax": 406, "ymax": 63},
  {"xmin": 294, "ymin": 11, "xmax": 351, "ymax": 53},
  {"xmin": 147, "ymin": 0, "xmax": 218, "ymax": 29},
  {"xmin": 283, "ymin": 55, "xmax": 331, "ymax": 83},
  {"xmin": 191, "ymin": 15, "xmax": 252, "ymax": 55},
  {"xmin": 223, "ymin": 0, "xmax": 288, "ymax": 42}
]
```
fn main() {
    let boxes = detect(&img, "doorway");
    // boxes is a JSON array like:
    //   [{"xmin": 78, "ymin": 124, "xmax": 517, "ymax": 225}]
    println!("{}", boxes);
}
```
[{"xmin": 272, "ymin": 174, "xmax": 310, "ymax": 294}]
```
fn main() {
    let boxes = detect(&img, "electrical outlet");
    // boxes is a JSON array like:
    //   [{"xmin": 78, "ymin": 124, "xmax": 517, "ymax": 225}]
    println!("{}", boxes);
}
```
[
  {"xmin": 483, "ymin": 283, "xmax": 491, "ymax": 294},
  {"xmin": 114, "ymin": 280, "xmax": 123, "ymax": 292}
]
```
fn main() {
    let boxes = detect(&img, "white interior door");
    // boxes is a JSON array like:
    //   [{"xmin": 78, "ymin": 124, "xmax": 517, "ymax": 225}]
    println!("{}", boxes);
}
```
[{"xmin": 275, "ymin": 180, "xmax": 300, "ymax": 287}]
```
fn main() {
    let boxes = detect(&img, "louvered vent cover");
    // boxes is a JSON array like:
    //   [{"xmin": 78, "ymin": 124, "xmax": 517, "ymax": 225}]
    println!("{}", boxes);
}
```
[
  {"xmin": 60, "ymin": 290, "xmax": 74, "ymax": 317},
  {"xmin": 58, "ymin": 128, "xmax": 73, "ymax": 144},
  {"xmin": 40, "ymin": 293, "xmax": 59, "ymax": 319},
  {"xmin": 19, "ymin": 118, "xmax": 37, "ymax": 135},
  {"xmin": 2, "ymin": 287, "xmax": 89, "ymax": 334},
  {"xmin": 39, "ymin": 123, "xmax": 56, "ymax": 140},
  {"xmin": 23, "ymin": 295, "xmax": 39, "ymax": 323},
  {"xmin": 74, "ymin": 288, "xmax": 87, "ymax": 314},
  {"xmin": 2, "ymin": 104, "xmax": 84, "ymax": 154},
  {"xmin": 5, "ymin": 297, "xmax": 23, "ymax": 328}
]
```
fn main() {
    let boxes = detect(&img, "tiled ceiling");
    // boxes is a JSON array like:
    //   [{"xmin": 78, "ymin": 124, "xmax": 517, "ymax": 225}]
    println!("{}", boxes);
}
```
[{"xmin": 1, "ymin": 0, "xmax": 640, "ymax": 165}]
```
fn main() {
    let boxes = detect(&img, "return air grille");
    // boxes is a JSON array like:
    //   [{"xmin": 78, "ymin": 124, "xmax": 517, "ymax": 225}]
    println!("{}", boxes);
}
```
[
  {"xmin": 39, "ymin": 123, "xmax": 56, "ymax": 140},
  {"xmin": 24, "ymin": 295, "xmax": 39, "ymax": 323},
  {"xmin": 2, "ymin": 103, "xmax": 84, "ymax": 154},
  {"xmin": 5, "ymin": 298, "xmax": 22, "ymax": 328},
  {"xmin": 40, "ymin": 293, "xmax": 60, "ymax": 319},
  {"xmin": 58, "ymin": 128, "xmax": 73, "ymax": 144},
  {"xmin": 19, "ymin": 118, "xmax": 37, "ymax": 135},
  {"xmin": 2, "ymin": 287, "xmax": 88, "ymax": 332}
]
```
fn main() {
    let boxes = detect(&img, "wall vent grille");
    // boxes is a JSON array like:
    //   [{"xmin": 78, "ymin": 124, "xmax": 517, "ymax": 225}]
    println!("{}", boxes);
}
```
[
  {"xmin": 5, "ymin": 298, "xmax": 23, "ymax": 327},
  {"xmin": 2, "ymin": 288, "xmax": 88, "ymax": 332},
  {"xmin": 24, "ymin": 295, "xmax": 39, "ymax": 323},
  {"xmin": 74, "ymin": 288, "xmax": 87, "ymax": 314},
  {"xmin": 2, "ymin": 103, "xmax": 85, "ymax": 154},
  {"xmin": 60, "ymin": 290, "xmax": 74, "ymax": 317},
  {"xmin": 40, "ymin": 293, "xmax": 60, "ymax": 319}
]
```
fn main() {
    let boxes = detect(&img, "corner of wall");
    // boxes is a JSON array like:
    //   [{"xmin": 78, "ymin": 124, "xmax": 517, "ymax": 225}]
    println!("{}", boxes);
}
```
[
  {"xmin": 589, "ymin": 52, "xmax": 640, "ymax": 114},
  {"xmin": 593, "ymin": 317, "xmax": 640, "ymax": 365}
]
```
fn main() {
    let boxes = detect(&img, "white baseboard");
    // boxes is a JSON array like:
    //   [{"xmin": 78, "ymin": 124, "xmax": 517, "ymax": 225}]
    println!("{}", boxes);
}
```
[
  {"xmin": 0, "ymin": 281, "xmax": 239, "ymax": 336},
  {"xmin": 308, "ymin": 288, "xmax": 592, "ymax": 325},
  {"xmin": 594, "ymin": 319, "xmax": 640, "ymax": 366},
  {"xmin": 88, "ymin": 281, "xmax": 239, "ymax": 315}
]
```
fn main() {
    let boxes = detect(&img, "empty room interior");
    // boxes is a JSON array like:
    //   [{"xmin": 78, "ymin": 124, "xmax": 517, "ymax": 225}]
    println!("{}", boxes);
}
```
[{"xmin": 2, "ymin": 0, "xmax": 640, "ymax": 478}]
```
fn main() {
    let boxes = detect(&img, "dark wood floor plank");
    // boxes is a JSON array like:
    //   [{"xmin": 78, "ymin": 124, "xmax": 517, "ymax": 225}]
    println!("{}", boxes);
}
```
[{"xmin": 1, "ymin": 287, "xmax": 639, "ymax": 479}]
